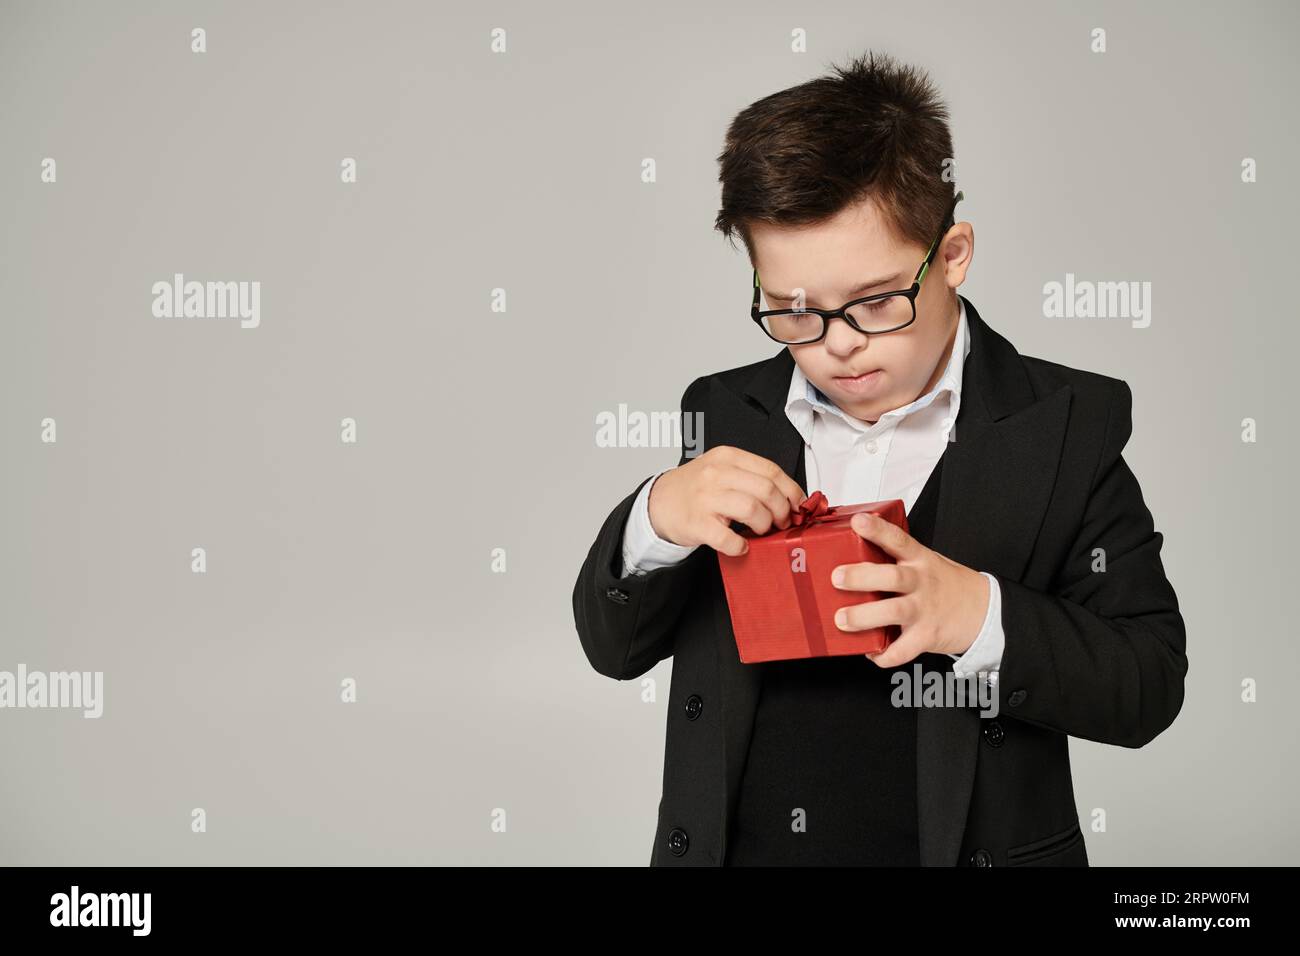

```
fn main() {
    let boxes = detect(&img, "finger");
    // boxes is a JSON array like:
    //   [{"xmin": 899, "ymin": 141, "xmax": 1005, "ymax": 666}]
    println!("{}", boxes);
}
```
[
  {"xmin": 728, "ymin": 448, "xmax": 807, "ymax": 510},
  {"xmin": 720, "ymin": 468, "xmax": 798, "ymax": 529},
  {"xmin": 864, "ymin": 630, "xmax": 924, "ymax": 668},
  {"xmin": 830, "ymin": 560, "xmax": 914, "ymax": 594},
  {"xmin": 849, "ymin": 511, "xmax": 919, "ymax": 560},
  {"xmin": 834, "ymin": 595, "xmax": 912, "ymax": 632},
  {"xmin": 701, "ymin": 516, "xmax": 751, "ymax": 557},
  {"xmin": 712, "ymin": 488, "xmax": 782, "ymax": 536}
]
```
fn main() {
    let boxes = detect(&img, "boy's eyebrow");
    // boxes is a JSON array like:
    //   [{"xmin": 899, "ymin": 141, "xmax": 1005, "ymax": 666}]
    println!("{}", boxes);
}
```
[{"xmin": 763, "ymin": 272, "xmax": 905, "ymax": 303}]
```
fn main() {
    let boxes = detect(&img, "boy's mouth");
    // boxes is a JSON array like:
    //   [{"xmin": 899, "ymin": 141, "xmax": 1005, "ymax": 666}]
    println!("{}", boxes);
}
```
[{"xmin": 832, "ymin": 368, "xmax": 884, "ymax": 394}]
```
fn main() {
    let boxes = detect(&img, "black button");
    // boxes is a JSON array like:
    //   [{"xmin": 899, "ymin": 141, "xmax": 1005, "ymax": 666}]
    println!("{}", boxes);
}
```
[
  {"xmin": 982, "ymin": 720, "xmax": 1005, "ymax": 747},
  {"xmin": 1008, "ymin": 689, "xmax": 1027, "ymax": 707},
  {"xmin": 667, "ymin": 827, "xmax": 689, "ymax": 856},
  {"xmin": 969, "ymin": 848, "xmax": 993, "ymax": 867},
  {"xmin": 605, "ymin": 587, "xmax": 630, "ymax": 605},
  {"xmin": 684, "ymin": 694, "xmax": 703, "ymax": 720}
]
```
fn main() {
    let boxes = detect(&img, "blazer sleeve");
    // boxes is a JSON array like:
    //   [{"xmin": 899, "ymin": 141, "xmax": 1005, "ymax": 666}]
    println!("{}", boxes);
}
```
[
  {"xmin": 992, "ymin": 379, "xmax": 1188, "ymax": 748},
  {"xmin": 572, "ymin": 376, "xmax": 714, "ymax": 680}
]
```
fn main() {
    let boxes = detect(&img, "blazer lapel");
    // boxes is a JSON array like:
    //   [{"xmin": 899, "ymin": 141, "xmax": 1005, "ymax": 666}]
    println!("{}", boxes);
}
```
[
  {"xmin": 916, "ymin": 297, "xmax": 1072, "ymax": 865},
  {"xmin": 709, "ymin": 295, "xmax": 1072, "ymax": 866},
  {"xmin": 708, "ymin": 351, "xmax": 806, "ymax": 862}
]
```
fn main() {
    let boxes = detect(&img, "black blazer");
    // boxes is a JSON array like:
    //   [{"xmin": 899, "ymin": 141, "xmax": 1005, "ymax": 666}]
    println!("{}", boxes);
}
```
[{"xmin": 572, "ymin": 295, "xmax": 1188, "ymax": 866}]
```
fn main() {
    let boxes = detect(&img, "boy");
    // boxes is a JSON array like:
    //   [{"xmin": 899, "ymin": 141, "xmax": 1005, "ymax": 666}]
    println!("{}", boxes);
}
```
[{"xmin": 571, "ymin": 51, "xmax": 1187, "ymax": 866}]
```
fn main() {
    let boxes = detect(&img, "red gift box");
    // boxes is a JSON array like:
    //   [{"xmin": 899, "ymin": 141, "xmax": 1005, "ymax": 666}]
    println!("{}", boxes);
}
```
[{"xmin": 716, "ymin": 490, "xmax": 908, "ymax": 663}]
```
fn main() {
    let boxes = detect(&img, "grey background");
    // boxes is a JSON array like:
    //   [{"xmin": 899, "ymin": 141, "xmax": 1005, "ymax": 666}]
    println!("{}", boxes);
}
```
[{"xmin": 1, "ymin": 0, "xmax": 1295, "ymax": 865}]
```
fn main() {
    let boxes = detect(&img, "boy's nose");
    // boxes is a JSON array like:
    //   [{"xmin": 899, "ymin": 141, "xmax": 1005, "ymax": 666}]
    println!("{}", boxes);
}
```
[{"xmin": 822, "ymin": 314, "xmax": 870, "ymax": 356}]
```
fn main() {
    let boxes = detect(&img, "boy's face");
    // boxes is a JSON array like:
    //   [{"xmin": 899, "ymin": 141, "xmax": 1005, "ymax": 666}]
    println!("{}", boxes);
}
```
[{"xmin": 748, "ymin": 196, "xmax": 973, "ymax": 424}]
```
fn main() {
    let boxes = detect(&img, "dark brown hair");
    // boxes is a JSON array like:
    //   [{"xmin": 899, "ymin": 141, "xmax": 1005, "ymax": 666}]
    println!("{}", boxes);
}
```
[{"xmin": 714, "ymin": 51, "xmax": 957, "ymax": 259}]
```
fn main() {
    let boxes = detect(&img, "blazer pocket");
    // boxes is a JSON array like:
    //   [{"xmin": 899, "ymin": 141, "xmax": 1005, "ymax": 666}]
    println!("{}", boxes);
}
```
[{"xmin": 1006, "ymin": 821, "xmax": 1084, "ymax": 866}]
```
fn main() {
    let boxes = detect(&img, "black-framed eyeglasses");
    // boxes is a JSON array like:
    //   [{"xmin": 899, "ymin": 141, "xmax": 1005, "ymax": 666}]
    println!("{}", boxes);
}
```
[{"xmin": 750, "ymin": 191, "xmax": 964, "ymax": 345}]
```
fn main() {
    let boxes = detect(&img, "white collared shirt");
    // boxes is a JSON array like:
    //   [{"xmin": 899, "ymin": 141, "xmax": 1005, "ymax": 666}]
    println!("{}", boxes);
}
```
[
  {"xmin": 786, "ymin": 298, "xmax": 968, "ymax": 512},
  {"xmin": 620, "ymin": 298, "xmax": 1003, "ymax": 680}
]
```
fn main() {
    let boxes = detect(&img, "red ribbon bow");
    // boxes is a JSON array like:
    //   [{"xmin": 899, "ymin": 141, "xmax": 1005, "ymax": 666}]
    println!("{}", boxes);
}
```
[{"xmin": 789, "ymin": 490, "xmax": 835, "ymax": 527}]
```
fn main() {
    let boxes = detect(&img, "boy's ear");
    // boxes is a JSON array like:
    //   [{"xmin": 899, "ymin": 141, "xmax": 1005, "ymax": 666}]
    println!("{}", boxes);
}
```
[{"xmin": 940, "ymin": 223, "xmax": 974, "ymax": 286}]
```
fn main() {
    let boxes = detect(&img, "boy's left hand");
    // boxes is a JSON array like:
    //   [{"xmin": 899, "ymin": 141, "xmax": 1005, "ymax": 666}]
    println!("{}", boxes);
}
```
[{"xmin": 831, "ymin": 511, "xmax": 989, "ymax": 668}]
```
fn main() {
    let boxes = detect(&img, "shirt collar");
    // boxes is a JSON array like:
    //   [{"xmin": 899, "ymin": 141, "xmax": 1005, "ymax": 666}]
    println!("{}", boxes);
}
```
[{"xmin": 784, "ymin": 296, "xmax": 970, "ymax": 441}]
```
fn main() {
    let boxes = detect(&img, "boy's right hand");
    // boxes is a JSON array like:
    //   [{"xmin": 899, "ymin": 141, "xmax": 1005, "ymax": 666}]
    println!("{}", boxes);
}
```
[{"xmin": 647, "ymin": 446, "xmax": 808, "ymax": 557}]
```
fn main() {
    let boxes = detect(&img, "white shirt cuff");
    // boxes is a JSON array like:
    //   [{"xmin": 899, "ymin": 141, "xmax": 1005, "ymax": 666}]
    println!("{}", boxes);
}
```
[
  {"xmin": 946, "ymin": 571, "xmax": 1003, "ymax": 686},
  {"xmin": 620, "ymin": 471, "xmax": 699, "ymax": 576}
]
